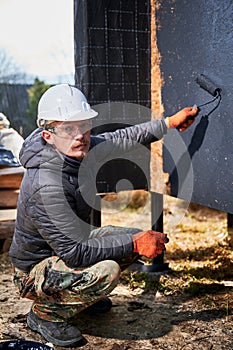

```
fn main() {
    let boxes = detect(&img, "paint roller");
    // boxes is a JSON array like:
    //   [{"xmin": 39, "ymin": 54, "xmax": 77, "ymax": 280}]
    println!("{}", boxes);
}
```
[
  {"xmin": 196, "ymin": 74, "xmax": 221, "ymax": 97},
  {"xmin": 195, "ymin": 74, "xmax": 222, "ymax": 110}
]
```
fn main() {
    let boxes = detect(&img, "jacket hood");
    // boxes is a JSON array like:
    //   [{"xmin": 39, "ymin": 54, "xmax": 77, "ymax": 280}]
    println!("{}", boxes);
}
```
[
  {"xmin": 19, "ymin": 128, "xmax": 95, "ymax": 174},
  {"xmin": 19, "ymin": 128, "xmax": 63, "ymax": 170}
]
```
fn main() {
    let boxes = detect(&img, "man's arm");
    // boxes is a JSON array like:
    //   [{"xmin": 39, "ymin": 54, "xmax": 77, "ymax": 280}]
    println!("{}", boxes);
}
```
[
  {"xmin": 91, "ymin": 107, "xmax": 199, "ymax": 160},
  {"xmin": 29, "ymin": 185, "xmax": 134, "ymax": 268}
]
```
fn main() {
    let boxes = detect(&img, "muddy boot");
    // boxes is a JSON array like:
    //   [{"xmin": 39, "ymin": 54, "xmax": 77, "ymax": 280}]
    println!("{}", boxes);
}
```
[
  {"xmin": 84, "ymin": 297, "xmax": 112, "ymax": 314},
  {"xmin": 27, "ymin": 309, "xmax": 84, "ymax": 348}
]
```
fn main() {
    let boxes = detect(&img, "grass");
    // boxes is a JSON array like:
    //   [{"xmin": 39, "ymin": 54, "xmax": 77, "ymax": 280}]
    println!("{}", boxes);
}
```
[{"xmin": 102, "ymin": 191, "xmax": 233, "ymax": 314}]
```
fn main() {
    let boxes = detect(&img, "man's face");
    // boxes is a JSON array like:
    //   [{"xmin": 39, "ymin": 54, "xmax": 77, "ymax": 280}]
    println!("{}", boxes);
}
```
[{"xmin": 42, "ymin": 120, "xmax": 91, "ymax": 160}]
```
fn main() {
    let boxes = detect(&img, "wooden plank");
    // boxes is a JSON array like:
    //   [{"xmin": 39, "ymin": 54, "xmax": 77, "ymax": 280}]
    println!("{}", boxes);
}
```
[
  {"xmin": 0, "ymin": 221, "xmax": 15, "ymax": 239},
  {"xmin": 0, "ymin": 189, "xmax": 19, "ymax": 208},
  {"xmin": 0, "ymin": 173, "xmax": 23, "ymax": 189},
  {"xmin": 0, "ymin": 209, "xmax": 17, "ymax": 221},
  {"xmin": 0, "ymin": 209, "xmax": 16, "ymax": 239},
  {"xmin": 0, "ymin": 167, "xmax": 24, "ymax": 175},
  {"xmin": 0, "ymin": 166, "xmax": 24, "ymax": 189}
]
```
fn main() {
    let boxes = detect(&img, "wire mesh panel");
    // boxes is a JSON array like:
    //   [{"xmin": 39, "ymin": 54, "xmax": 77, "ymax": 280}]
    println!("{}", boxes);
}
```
[
  {"xmin": 74, "ymin": 0, "xmax": 151, "ymax": 106},
  {"xmin": 74, "ymin": 0, "xmax": 152, "ymax": 193}
]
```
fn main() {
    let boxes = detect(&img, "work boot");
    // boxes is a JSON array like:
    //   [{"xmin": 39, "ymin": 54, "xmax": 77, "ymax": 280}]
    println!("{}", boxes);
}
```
[
  {"xmin": 84, "ymin": 297, "xmax": 112, "ymax": 315},
  {"xmin": 27, "ymin": 309, "xmax": 84, "ymax": 348}
]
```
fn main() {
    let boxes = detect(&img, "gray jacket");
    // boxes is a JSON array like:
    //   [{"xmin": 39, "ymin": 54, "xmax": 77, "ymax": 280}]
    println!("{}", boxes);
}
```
[{"xmin": 9, "ymin": 120, "xmax": 167, "ymax": 272}]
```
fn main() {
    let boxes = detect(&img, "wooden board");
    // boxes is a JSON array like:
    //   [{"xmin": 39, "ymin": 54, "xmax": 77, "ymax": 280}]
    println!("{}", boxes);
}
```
[
  {"xmin": 0, "ymin": 221, "xmax": 15, "ymax": 239},
  {"xmin": 0, "ymin": 167, "xmax": 24, "ymax": 189},
  {"xmin": 0, "ymin": 189, "xmax": 19, "ymax": 208},
  {"xmin": 0, "ymin": 209, "xmax": 17, "ymax": 221},
  {"xmin": 0, "ymin": 209, "xmax": 16, "ymax": 239}
]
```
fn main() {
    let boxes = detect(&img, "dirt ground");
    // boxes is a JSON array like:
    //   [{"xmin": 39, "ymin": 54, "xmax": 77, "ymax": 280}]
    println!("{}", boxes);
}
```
[{"xmin": 0, "ymin": 193, "xmax": 232, "ymax": 350}]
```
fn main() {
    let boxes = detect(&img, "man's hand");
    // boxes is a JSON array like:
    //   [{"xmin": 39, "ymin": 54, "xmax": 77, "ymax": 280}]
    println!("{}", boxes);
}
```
[
  {"xmin": 133, "ymin": 230, "xmax": 169, "ymax": 259},
  {"xmin": 168, "ymin": 106, "xmax": 199, "ymax": 132}
]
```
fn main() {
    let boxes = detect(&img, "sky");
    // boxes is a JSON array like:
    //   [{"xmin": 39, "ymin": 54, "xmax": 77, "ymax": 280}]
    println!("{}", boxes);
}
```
[{"xmin": 0, "ymin": 0, "xmax": 75, "ymax": 84}]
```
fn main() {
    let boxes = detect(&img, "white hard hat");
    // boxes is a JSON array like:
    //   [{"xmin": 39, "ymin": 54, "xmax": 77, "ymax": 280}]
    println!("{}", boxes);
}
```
[{"xmin": 37, "ymin": 84, "xmax": 98, "ymax": 127}]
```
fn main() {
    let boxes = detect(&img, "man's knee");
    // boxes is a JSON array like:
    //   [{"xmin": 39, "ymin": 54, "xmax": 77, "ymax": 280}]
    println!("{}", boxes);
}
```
[
  {"xmin": 105, "ymin": 260, "xmax": 121, "ymax": 280},
  {"xmin": 90, "ymin": 260, "xmax": 121, "ymax": 294},
  {"xmin": 96, "ymin": 260, "xmax": 120, "ymax": 280}
]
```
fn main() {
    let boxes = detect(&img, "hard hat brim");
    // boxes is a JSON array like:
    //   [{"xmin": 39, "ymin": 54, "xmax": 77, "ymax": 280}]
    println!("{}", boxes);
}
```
[
  {"xmin": 56, "ymin": 108, "xmax": 98, "ymax": 122},
  {"xmin": 38, "ymin": 108, "xmax": 98, "ymax": 123}
]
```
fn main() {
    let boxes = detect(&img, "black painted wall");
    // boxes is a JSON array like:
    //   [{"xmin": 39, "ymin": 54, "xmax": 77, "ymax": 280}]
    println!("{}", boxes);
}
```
[
  {"xmin": 73, "ymin": 0, "xmax": 233, "ymax": 213},
  {"xmin": 156, "ymin": 0, "xmax": 233, "ymax": 213}
]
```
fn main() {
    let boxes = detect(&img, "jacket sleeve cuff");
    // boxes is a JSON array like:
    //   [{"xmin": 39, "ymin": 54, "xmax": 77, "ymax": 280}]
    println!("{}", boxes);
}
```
[{"xmin": 150, "ymin": 119, "xmax": 168, "ymax": 139}]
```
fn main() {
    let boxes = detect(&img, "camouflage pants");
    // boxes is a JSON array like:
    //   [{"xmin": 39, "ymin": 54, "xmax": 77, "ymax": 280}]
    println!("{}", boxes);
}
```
[{"xmin": 13, "ymin": 226, "xmax": 140, "ymax": 322}]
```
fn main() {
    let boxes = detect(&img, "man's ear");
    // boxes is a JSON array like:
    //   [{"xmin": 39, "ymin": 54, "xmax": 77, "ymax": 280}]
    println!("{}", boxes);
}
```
[{"xmin": 41, "ymin": 130, "xmax": 54, "ymax": 145}]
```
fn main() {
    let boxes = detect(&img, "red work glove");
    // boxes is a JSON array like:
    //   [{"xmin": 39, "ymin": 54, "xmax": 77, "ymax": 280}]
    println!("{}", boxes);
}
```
[
  {"xmin": 133, "ymin": 230, "xmax": 169, "ymax": 259},
  {"xmin": 167, "ymin": 106, "xmax": 199, "ymax": 132}
]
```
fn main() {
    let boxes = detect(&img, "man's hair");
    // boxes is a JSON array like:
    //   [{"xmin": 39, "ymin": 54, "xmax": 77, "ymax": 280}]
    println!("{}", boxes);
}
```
[{"xmin": 41, "ymin": 120, "xmax": 56, "ymax": 129}]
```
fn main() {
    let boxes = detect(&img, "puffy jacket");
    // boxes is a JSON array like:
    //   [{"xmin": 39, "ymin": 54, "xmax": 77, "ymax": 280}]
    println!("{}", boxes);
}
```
[{"xmin": 9, "ymin": 120, "xmax": 167, "ymax": 272}]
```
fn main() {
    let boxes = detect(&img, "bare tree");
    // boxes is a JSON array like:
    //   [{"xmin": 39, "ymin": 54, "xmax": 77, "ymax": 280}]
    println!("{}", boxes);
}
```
[{"xmin": 0, "ymin": 49, "xmax": 32, "ymax": 84}]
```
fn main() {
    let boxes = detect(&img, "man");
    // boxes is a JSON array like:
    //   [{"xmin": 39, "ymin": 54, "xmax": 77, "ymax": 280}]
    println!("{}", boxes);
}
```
[{"xmin": 9, "ymin": 84, "xmax": 198, "ymax": 347}]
